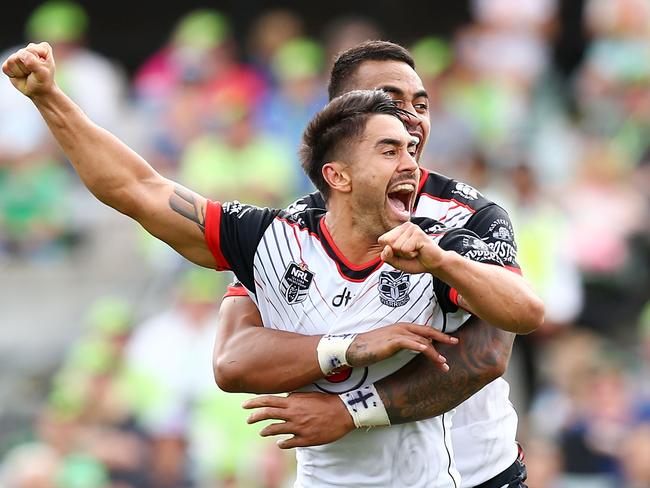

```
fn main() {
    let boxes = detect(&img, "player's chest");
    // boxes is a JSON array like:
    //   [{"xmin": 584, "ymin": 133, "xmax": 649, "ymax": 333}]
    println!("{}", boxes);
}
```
[{"xmin": 253, "ymin": 239, "xmax": 438, "ymax": 334}]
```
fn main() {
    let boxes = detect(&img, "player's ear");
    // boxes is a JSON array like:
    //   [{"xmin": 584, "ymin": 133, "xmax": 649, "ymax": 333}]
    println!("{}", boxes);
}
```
[{"xmin": 322, "ymin": 161, "xmax": 352, "ymax": 194}]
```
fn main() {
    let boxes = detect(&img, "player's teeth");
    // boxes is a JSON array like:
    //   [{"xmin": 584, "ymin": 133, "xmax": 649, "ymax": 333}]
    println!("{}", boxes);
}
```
[{"xmin": 391, "ymin": 184, "xmax": 414, "ymax": 193}]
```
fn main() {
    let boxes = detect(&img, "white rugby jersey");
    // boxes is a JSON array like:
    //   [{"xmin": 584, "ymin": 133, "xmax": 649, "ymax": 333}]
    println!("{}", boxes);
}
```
[
  {"xmin": 281, "ymin": 168, "xmax": 523, "ymax": 487},
  {"xmin": 205, "ymin": 196, "xmax": 504, "ymax": 488}
]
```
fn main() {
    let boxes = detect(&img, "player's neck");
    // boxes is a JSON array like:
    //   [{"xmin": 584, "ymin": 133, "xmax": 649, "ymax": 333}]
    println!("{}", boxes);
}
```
[{"xmin": 323, "ymin": 208, "xmax": 382, "ymax": 266}]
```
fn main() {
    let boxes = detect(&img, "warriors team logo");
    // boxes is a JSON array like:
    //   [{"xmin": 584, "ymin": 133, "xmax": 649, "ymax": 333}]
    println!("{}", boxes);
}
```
[
  {"xmin": 378, "ymin": 270, "xmax": 411, "ymax": 307},
  {"xmin": 279, "ymin": 262, "xmax": 314, "ymax": 305}
]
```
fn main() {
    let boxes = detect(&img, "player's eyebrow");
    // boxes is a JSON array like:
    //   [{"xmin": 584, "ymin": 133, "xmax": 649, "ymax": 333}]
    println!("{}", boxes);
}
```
[
  {"xmin": 379, "ymin": 85, "xmax": 429, "ymax": 100},
  {"xmin": 375, "ymin": 137, "xmax": 406, "ymax": 148}
]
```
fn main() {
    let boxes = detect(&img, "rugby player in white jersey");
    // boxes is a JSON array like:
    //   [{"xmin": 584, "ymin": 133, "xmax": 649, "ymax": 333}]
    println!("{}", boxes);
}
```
[
  {"xmin": 3, "ymin": 41, "xmax": 543, "ymax": 487},
  {"xmin": 216, "ymin": 42, "xmax": 536, "ymax": 488},
  {"xmin": 199, "ymin": 89, "xmax": 542, "ymax": 485}
]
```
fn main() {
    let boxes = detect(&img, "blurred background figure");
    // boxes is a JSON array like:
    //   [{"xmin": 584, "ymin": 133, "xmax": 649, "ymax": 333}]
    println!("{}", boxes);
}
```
[
  {"xmin": 133, "ymin": 9, "xmax": 267, "ymax": 177},
  {"xmin": 321, "ymin": 16, "xmax": 382, "ymax": 69},
  {"xmin": 125, "ymin": 268, "xmax": 291, "ymax": 487},
  {"xmin": 254, "ymin": 37, "xmax": 327, "ymax": 193},
  {"xmin": 1, "ymin": 0, "xmax": 650, "ymax": 486},
  {"xmin": 246, "ymin": 9, "xmax": 306, "ymax": 85}
]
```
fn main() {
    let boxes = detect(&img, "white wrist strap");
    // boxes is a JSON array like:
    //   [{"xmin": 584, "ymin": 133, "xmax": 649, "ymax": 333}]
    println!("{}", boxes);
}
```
[
  {"xmin": 339, "ymin": 384, "xmax": 391, "ymax": 428},
  {"xmin": 317, "ymin": 333, "xmax": 357, "ymax": 375}
]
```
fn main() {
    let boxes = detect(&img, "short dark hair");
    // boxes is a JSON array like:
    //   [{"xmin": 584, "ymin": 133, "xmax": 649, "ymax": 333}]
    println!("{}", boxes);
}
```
[
  {"xmin": 328, "ymin": 40, "xmax": 415, "ymax": 100},
  {"xmin": 300, "ymin": 90, "xmax": 406, "ymax": 200}
]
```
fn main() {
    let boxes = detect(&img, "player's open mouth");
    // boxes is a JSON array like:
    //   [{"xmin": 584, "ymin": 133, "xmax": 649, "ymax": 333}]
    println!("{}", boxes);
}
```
[{"xmin": 387, "ymin": 182, "xmax": 416, "ymax": 221}]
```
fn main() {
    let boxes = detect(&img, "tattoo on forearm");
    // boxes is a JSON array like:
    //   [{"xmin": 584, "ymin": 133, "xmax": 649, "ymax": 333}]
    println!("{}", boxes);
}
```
[
  {"xmin": 169, "ymin": 185, "xmax": 206, "ymax": 232},
  {"xmin": 377, "ymin": 317, "xmax": 515, "ymax": 424},
  {"xmin": 347, "ymin": 341, "xmax": 378, "ymax": 367}
]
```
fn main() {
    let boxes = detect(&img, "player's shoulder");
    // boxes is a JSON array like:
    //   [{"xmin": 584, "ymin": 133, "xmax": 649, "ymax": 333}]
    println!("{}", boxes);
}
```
[
  {"xmin": 276, "ymin": 204, "xmax": 326, "ymax": 234},
  {"xmin": 284, "ymin": 192, "xmax": 326, "ymax": 215},
  {"xmin": 220, "ymin": 197, "xmax": 325, "ymax": 234},
  {"xmin": 418, "ymin": 168, "xmax": 496, "ymax": 213}
]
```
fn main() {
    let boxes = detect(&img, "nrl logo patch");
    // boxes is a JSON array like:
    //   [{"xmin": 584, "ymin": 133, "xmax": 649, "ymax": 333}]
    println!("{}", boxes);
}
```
[
  {"xmin": 378, "ymin": 270, "xmax": 411, "ymax": 308},
  {"xmin": 279, "ymin": 262, "xmax": 314, "ymax": 305}
]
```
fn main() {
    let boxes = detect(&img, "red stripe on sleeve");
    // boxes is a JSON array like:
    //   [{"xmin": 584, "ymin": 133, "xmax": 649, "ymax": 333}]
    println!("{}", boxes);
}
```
[
  {"xmin": 223, "ymin": 285, "xmax": 249, "ymax": 299},
  {"xmin": 204, "ymin": 200, "xmax": 231, "ymax": 271},
  {"xmin": 449, "ymin": 288, "xmax": 460, "ymax": 306},
  {"xmin": 505, "ymin": 265, "xmax": 523, "ymax": 276}
]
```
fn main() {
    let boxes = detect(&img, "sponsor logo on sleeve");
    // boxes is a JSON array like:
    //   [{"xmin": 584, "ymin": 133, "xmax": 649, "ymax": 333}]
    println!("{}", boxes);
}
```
[
  {"xmin": 462, "ymin": 236, "xmax": 502, "ymax": 263},
  {"xmin": 279, "ymin": 262, "xmax": 314, "ymax": 305},
  {"xmin": 424, "ymin": 222, "xmax": 447, "ymax": 234},
  {"xmin": 451, "ymin": 182, "xmax": 481, "ymax": 201},
  {"xmin": 485, "ymin": 218, "xmax": 517, "ymax": 263},
  {"xmin": 378, "ymin": 270, "xmax": 411, "ymax": 307},
  {"xmin": 285, "ymin": 199, "xmax": 308, "ymax": 217},
  {"xmin": 222, "ymin": 200, "xmax": 243, "ymax": 215},
  {"xmin": 487, "ymin": 218, "xmax": 515, "ymax": 242}
]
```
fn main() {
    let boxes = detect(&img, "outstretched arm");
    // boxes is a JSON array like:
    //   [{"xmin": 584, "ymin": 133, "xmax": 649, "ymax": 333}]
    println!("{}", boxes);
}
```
[{"xmin": 2, "ymin": 42, "xmax": 214, "ymax": 267}]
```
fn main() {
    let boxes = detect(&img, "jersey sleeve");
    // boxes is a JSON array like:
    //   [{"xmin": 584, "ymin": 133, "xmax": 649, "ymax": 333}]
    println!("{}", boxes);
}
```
[
  {"xmin": 463, "ymin": 204, "xmax": 521, "ymax": 274},
  {"xmin": 204, "ymin": 200, "xmax": 280, "ymax": 291},
  {"xmin": 284, "ymin": 191, "xmax": 326, "ymax": 214},
  {"xmin": 223, "ymin": 281, "xmax": 249, "ymax": 298},
  {"xmin": 433, "ymin": 227, "xmax": 504, "ymax": 313}
]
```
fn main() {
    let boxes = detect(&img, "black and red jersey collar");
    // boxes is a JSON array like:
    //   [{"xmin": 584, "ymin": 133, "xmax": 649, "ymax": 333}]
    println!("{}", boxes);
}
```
[{"xmin": 318, "ymin": 217, "xmax": 383, "ymax": 282}]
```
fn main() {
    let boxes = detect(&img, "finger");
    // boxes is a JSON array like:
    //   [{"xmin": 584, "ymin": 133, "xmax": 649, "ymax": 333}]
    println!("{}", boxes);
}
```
[
  {"xmin": 396, "ymin": 335, "xmax": 448, "ymax": 364},
  {"xmin": 378, "ymin": 224, "xmax": 409, "ymax": 247},
  {"xmin": 395, "ymin": 337, "xmax": 435, "ymax": 355},
  {"xmin": 277, "ymin": 435, "xmax": 311, "ymax": 449},
  {"xmin": 259, "ymin": 421, "xmax": 295, "ymax": 437},
  {"xmin": 380, "ymin": 245, "xmax": 393, "ymax": 262},
  {"xmin": 246, "ymin": 407, "xmax": 288, "ymax": 424},
  {"xmin": 26, "ymin": 42, "xmax": 51, "ymax": 61},
  {"xmin": 417, "ymin": 342, "xmax": 448, "ymax": 365},
  {"xmin": 242, "ymin": 395, "xmax": 288, "ymax": 410},
  {"xmin": 404, "ymin": 324, "xmax": 459, "ymax": 344},
  {"xmin": 13, "ymin": 49, "xmax": 47, "ymax": 81},
  {"xmin": 4, "ymin": 52, "xmax": 31, "ymax": 78},
  {"xmin": 390, "ymin": 224, "xmax": 418, "ymax": 255}
]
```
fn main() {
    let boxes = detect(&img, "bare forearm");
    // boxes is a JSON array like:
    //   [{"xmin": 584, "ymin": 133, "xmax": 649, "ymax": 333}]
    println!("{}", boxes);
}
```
[
  {"xmin": 435, "ymin": 251, "xmax": 544, "ymax": 333},
  {"xmin": 31, "ymin": 86, "xmax": 159, "ymax": 215},
  {"xmin": 376, "ymin": 317, "xmax": 514, "ymax": 423},
  {"xmin": 214, "ymin": 297, "xmax": 324, "ymax": 393},
  {"xmin": 215, "ymin": 326, "xmax": 323, "ymax": 393}
]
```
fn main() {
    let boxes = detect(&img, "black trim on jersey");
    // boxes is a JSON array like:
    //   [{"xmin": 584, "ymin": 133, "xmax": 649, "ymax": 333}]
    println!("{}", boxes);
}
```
[
  {"xmin": 414, "ymin": 171, "xmax": 494, "ymax": 214},
  {"xmin": 319, "ymin": 217, "xmax": 385, "ymax": 282},
  {"xmin": 285, "ymin": 192, "xmax": 326, "ymax": 216},
  {"xmin": 218, "ymin": 202, "xmax": 282, "ymax": 292},
  {"xmin": 288, "ymin": 209, "xmax": 385, "ymax": 282},
  {"xmin": 414, "ymin": 170, "xmax": 521, "ymax": 269},
  {"xmin": 411, "ymin": 221, "xmax": 505, "ymax": 314},
  {"xmin": 442, "ymin": 412, "xmax": 459, "ymax": 488}
]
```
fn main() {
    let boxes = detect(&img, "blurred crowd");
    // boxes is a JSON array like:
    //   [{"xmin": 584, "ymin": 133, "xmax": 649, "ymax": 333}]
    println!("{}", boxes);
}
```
[{"xmin": 0, "ymin": 0, "xmax": 649, "ymax": 487}]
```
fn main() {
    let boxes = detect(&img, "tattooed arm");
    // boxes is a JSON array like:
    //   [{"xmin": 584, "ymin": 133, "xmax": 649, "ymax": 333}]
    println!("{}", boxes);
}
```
[
  {"xmin": 3, "ymin": 42, "xmax": 215, "ymax": 267},
  {"xmin": 378, "ymin": 315, "xmax": 514, "ymax": 422},
  {"xmin": 242, "ymin": 316, "xmax": 515, "ymax": 448}
]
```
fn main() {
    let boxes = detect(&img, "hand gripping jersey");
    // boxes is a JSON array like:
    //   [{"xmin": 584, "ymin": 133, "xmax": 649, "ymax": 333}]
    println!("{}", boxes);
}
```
[
  {"xmin": 204, "ymin": 196, "xmax": 504, "ymax": 488},
  {"xmin": 279, "ymin": 168, "xmax": 523, "ymax": 487}
]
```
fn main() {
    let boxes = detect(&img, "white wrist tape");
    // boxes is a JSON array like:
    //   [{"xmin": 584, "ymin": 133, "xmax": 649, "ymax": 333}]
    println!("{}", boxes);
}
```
[
  {"xmin": 317, "ymin": 333, "xmax": 357, "ymax": 375},
  {"xmin": 339, "ymin": 384, "xmax": 391, "ymax": 428}
]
